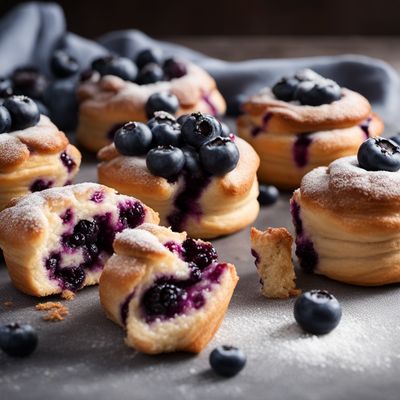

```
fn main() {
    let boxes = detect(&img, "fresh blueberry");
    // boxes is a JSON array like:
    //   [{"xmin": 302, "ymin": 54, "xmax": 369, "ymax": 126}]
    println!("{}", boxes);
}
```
[
  {"xmin": 146, "ymin": 145, "xmax": 185, "ymax": 179},
  {"xmin": 142, "ymin": 281, "xmax": 186, "ymax": 317},
  {"xmin": 163, "ymin": 58, "xmax": 188, "ymax": 80},
  {"xmin": 177, "ymin": 114, "xmax": 189, "ymax": 126},
  {"xmin": 294, "ymin": 290, "xmax": 342, "ymax": 335},
  {"xmin": 182, "ymin": 146, "xmax": 202, "ymax": 175},
  {"xmin": 357, "ymin": 137, "xmax": 400, "ymax": 172},
  {"xmin": 296, "ymin": 80, "xmax": 341, "ymax": 106},
  {"xmin": 0, "ymin": 323, "xmax": 38, "ymax": 357},
  {"xmin": 92, "ymin": 56, "xmax": 138, "ymax": 81},
  {"xmin": 11, "ymin": 67, "xmax": 48, "ymax": 99},
  {"xmin": 0, "ymin": 77, "xmax": 13, "ymax": 97},
  {"xmin": 43, "ymin": 79, "xmax": 78, "ymax": 131},
  {"xmin": 152, "ymin": 123, "xmax": 182, "ymax": 147},
  {"xmin": 147, "ymin": 111, "xmax": 179, "ymax": 131},
  {"xmin": 145, "ymin": 92, "xmax": 179, "ymax": 119},
  {"xmin": 272, "ymin": 77, "xmax": 299, "ymax": 101},
  {"xmin": 135, "ymin": 48, "xmax": 162, "ymax": 69},
  {"xmin": 79, "ymin": 69, "xmax": 97, "ymax": 82},
  {"xmin": 209, "ymin": 346, "xmax": 246, "ymax": 377},
  {"xmin": 199, "ymin": 136, "xmax": 239, "ymax": 176},
  {"xmin": 137, "ymin": 63, "xmax": 164, "ymax": 85},
  {"xmin": 389, "ymin": 134, "xmax": 400, "ymax": 146},
  {"xmin": 51, "ymin": 50, "xmax": 80, "ymax": 78},
  {"xmin": 0, "ymin": 106, "xmax": 11, "ymax": 133},
  {"xmin": 3, "ymin": 95, "xmax": 40, "ymax": 130},
  {"xmin": 258, "ymin": 184, "xmax": 279, "ymax": 206},
  {"xmin": 220, "ymin": 120, "xmax": 231, "ymax": 137},
  {"xmin": 114, "ymin": 121, "xmax": 153, "ymax": 156},
  {"xmin": 181, "ymin": 113, "xmax": 222, "ymax": 148}
]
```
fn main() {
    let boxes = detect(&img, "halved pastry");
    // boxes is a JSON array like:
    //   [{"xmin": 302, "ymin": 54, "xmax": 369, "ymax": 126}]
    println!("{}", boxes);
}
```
[
  {"xmin": 0, "ymin": 183, "xmax": 159, "ymax": 296},
  {"xmin": 99, "ymin": 223, "xmax": 238, "ymax": 354}
]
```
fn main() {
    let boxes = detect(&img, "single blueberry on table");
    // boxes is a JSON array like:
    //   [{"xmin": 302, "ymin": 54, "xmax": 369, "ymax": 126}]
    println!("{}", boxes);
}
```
[
  {"xmin": 357, "ymin": 137, "xmax": 400, "ymax": 172},
  {"xmin": 145, "ymin": 92, "xmax": 179, "ymax": 119},
  {"xmin": 0, "ymin": 105, "xmax": 11, "ymax": 133},
  {"xmin": 199, "ymin": 136, "xmax": 239, "ymax": 176},
  {"xmin": 272, "ymin": 77, "xmax": 300, "ymax": 102},
  {"xmin": 11, "ymin": 67, "xmax": 48, "ymax": 99},
  {"xmin": 181, "ymin": 113, "xmax": 222, "ymax": 148},
  {"xmin": 51, "ymin": 50, "xmax": 80, "ymax": 78},
  {"xmin": 258, "ymin": 184, "xmax": 279, "ymax": 206},
  {"xmin": 163, "ymin": 57, "xmax": 188, "ymax": 80},
  {"xmin": 209, "ymin": 345, "xmax": 247, "ymax": 377},
  {"xmin": 152, "ymin": 123, "xmax": 182, "ymax": 147},
  {"xmin": 294, "ymin": 289, "xmax": 342, "ymax": 335},
  {"xmin": 114, "ymin": 121, "xmax": 153, "ymax": 156},
  {"xmin": 0, "ymin": 323, "xmax": 38, "ymax": 357},
  {"xmin": 0, "ymin": 77, "xmax": 13, "ymax": 97},
  {"xmin": 136, "ymin": 63, "xmax": 164, "ymax": 85},
  {"xmin": 135, "ymin": 48, "xmax": 162, "ymax": 70},
  {"xmin": 146, "ymin": 145, "xmax": 185, "ymax": 179},
  {"xmin": 3, "ymin": 95, "xmax": 40, "ymax": 130}
]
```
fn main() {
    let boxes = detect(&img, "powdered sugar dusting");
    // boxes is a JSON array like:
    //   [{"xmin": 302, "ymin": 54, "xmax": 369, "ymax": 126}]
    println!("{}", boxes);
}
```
[{"xmin": 115, "ymin": 228, "xmax": 168, "ymax": 255}]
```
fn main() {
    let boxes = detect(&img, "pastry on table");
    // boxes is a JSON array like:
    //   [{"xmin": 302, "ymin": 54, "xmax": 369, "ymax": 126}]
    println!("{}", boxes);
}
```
[
  {"xmin": 99, "ymin": 223, "xmax": 238, "ymax": 354},
  {"xmin": 97, "ymin": 112, "xmax": 260, "ymax": 239},
  {"xmin": 291, "ymin": 137, "xmax": 400, "ymax": 286},
  {"xmin": 237, "ymin": 69, "xmax": 384, "ymax": 189},
  {"xmin": 0, "ymin": 95, "xmax": 81, "ymax": 210},
  {"xmin": 0, "ymin": 183, "xmax": 159, "ymax": 297},
  {"xmin": 250, "ymin": 227, "xmax": 300, "ymax": 298},
  {"xmin": 76, "ymin": 50, "xmax": 226, "ymax": 152}
]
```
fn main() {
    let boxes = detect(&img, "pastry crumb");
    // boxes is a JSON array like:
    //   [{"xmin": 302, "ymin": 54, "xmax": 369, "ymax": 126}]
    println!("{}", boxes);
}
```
[
  {"xmin": 61, "ymin": 290, "xmax": 75, "ymax": 301},
  {"xmin": 36, "ymin": 301, "xmax": 69, "ymax": 321}
]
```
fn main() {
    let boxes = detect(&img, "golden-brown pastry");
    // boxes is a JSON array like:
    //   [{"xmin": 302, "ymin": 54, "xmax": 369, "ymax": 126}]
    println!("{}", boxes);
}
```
[
  {"xmin": 237, "ymin": 69, "xmax": 384, "ymax": 189},
  {"xmin": 0, "ymin": 183, "xmax": 159, "ymax": 297},
  {"xmin": 250, "ymin": 227, "xmax": 300, "ymax": 298},
  {"xmin": 0, "ymin": 115, "xmax": 81, "ymax": 210},
  {"xmin": 97, "ymin": 113, "xmax": 260, "ymax": 239},
  {"xmin": 99, "ymin": 223, "xmax": 238, "ymax": 354},
  {"xmin": 77, "ymin": 63, "xmax": 226, "ymax": 152},
  {"xmin": 291, "ymin": 147, "xmax": 400, "ymax": 286}
]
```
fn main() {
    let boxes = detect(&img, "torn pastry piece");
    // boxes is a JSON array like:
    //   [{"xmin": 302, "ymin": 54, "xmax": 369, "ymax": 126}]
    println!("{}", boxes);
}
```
[
  {"xmin": 0, "ymin": 183, "xmax": 159, "ymax": 297},
  {"xmin": 99, "ymin": 223, "xmax": 238, "ymax": 354},
  {"xmin": 250, "ymin": 227, "xmax": 300, "ymax": 299}
]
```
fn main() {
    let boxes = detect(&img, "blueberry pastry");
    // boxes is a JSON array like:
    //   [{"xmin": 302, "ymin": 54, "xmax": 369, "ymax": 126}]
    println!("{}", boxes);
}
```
[
  {"xmin": 99, "ymin": 223, "xmax": 238, "ymax": 354},
  {"xmin": 237, "ymin": 69, "xmax": 384, "ymax": 189},
  {"xmin": 97, "ymin": 112, "xmax": 260, "ymax": 239},
  {"xmin": 0, "ymin": 183, "xmax": 159, "ymax": 296},
  {"xmin": 291, "ymin": 137, "xmax": 400, "ymax": 285},
  {"xmin": 251, "ymin": 227, "xmax": 300, "ymax": 298},
  {"xmin": 76, "ymin": 51, "xmax": 226, "ymax": 152},
  {"xmin": 0, "ymin": 95, "xmax": 81, "ymax": 210}
]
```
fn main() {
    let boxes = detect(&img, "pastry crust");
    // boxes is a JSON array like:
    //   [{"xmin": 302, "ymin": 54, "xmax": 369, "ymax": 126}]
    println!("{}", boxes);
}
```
[
  {"xmin": 97, "ymin": 137, "xmax": 260, "ymax": 239},
  {"xmin": 76, "ymin": 64, "xmax": 227, "ymax": 152},
  {"xmin": 291, "ymin": 156, "xmax": 400, "ymax": 285},
  {"xmin": 250, "ymin": 227, "xmax": 300, "ymax": 298},
  {"xmin": 238, "ymin": 113, "xmax": 383, "ymax": 189},
  {"xmin": 0, "ymin": 183, "xmax": 159, "ymax": 296},
  {"xmin": 99, "ymin": 224, "xmax": 238, "ymax": 354},
  {"xmin": 0, "ymin": 115, "xmax": 81, "ymax": 210}
]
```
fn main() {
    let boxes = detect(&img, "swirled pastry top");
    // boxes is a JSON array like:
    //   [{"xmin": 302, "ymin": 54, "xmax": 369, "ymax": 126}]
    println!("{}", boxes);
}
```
[{"xmin": 0, "ymin": 115, "xmax": 69, "ymax": 173}]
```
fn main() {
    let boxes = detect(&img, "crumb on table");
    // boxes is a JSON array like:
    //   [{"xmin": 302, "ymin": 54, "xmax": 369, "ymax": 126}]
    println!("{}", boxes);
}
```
[
  {"xmin": 35, "ymin": 301, "xmax": 69, "ymax": 322},
  {"xmin": 61, "ymin": 290, "xmax": 75, "ymax": 301}
]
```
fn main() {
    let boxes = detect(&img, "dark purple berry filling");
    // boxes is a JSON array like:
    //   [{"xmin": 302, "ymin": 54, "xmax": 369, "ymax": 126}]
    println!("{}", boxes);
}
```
[
  {"xmin": 118, "ymin": 200, "xmax": 145, "ymax": 230},
  {"xmin": 60, "ymin": 151, "xmax": 76, "ymax": 173},
  {"xmin": 120, "ymin": 289, "xmax": 136, "ymax": 326},
  {"xmin": 251, "ymin": 249, "xmax": 260, "ymax": 267},
  {"xmin": 251, "ymin": 112, "xmax": 272, "ymax": 137},
  {"xmin": 60, "ymin": 208, "xmax": 73, "ymax": 224},
  {"xmin": 293, "ymin": 134, "xmax": 312, "ymax": 168},
  {"xmin": 166, "ymin": 171, "xmax": 211, "ymax": 232},
  {"xmin": 30, "ymin": 179, "xmax": 53, "ymax": 192},
  {"xmin": 164, "ymin": 241, "xmax": 184, "ymax": 257},
  {"xmin": 182, "ymin": 238, "xmax": 218, "ymax": 269},
  {"xmin": 90, "ymin": 190, "xmax": 105, "ymax": 203},
  {"xmin": 359, "ymin": 117, "xmax": 372, "ymax": 140}
]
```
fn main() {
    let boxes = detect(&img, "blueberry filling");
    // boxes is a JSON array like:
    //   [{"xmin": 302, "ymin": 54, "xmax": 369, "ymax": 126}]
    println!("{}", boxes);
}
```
[
  {"xmin": 30, "ymin": 179, "xmax": 53, "ymax": 192},
  {"xmin": 251, "ymin": 112, "xmax": 272, "ymax": 137},
  {"xmin": 164, "ymin": 241, "xmax": 184, "ymax": 257},
  {"xmin": 359, "ymin": 117, "xmax": 372, "ymax": 139},
  {"xmin": 202, "ymin": 93, "xmax": 218, "ymax": 116},
  {"xmin": 167, "ymin": 171, "xmax": 211, "ymax": 232},
  {"xmin": 251, "ymin": 249, "xmax": 260, "ymax": 267},
  {"xmin": 60, "ymin": 151, "xmax": 76, "ymax": 173},
  {"xmin": 290, "ymin": 200, "xmax": 318, "ymax": 273},
  {"xmin": 293, "ymin": 134, "xmax": 312, "ymax": 168},
  {"xmin": 90, "ymin": 190, "xmax": 105, "ymax": 203},
  {"xmin": 45, "ymin": 200, "xmax": 146, "ymax": 292},
  {"xmin": 120, "ymin": 289, "xmax": 136, "ymax": 326}
]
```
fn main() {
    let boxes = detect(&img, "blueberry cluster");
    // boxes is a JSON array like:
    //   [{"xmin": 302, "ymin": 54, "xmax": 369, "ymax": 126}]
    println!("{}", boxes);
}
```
[
  {"xmin": 89, "ymin": 49, "xmax": 187, "ymax": 88},
  {"xmin": 357, "ymin": 137, "xmax": 400, "ymax": 172},
  {"xmin": 0, "ymin": 95, "xmax": 40, "ymax": 133},
  {"xmin": 113, "ymin": 112, "xmax": 238, "ymax": 180},
  {"xmin": 272, "ymin": 69, "xmax": 342, "ymax": 106}
]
